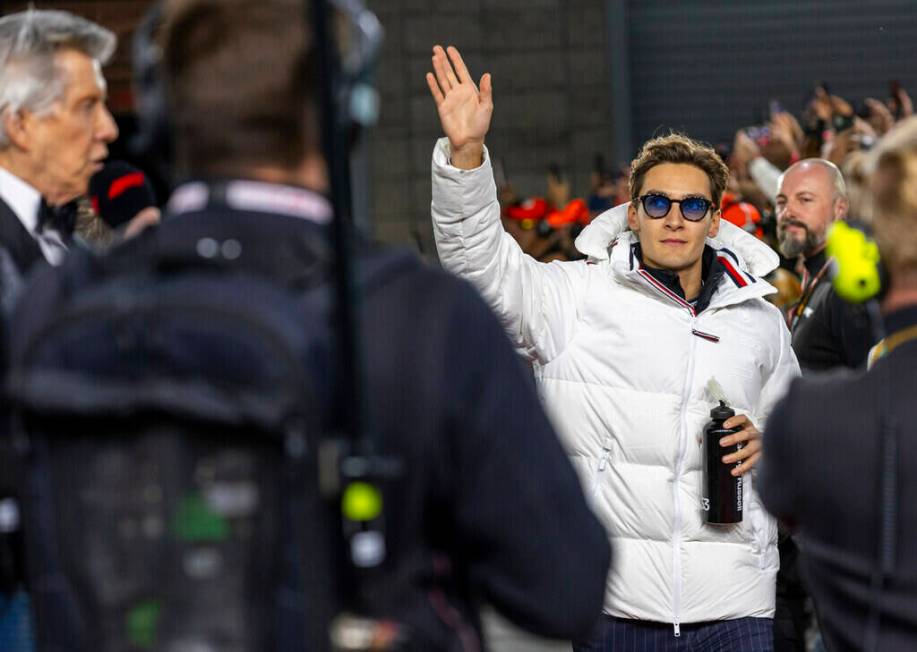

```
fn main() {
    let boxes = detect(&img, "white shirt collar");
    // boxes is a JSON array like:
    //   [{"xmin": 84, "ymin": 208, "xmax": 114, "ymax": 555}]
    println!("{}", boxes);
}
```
[{"xmin": 0, "ymin": 165, "xmax": 42, "ymax": 233}]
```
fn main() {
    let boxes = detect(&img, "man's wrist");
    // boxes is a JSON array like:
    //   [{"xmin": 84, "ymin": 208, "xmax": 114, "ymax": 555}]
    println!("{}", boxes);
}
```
[{"xmin": 450, "ymin": 141, "xmax": 485, "ymax": 170}]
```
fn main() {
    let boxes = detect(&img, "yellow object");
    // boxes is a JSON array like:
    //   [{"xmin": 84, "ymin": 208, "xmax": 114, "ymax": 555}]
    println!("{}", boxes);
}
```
[
  {"xmin": 342, "ymin": 482, "xmax": 383, "ymax": 522},
  {"xmin": 826, "ymin": 221, "xmax": 882, "ymax": 303},
  {"xmin": 868, "ymin": 324, "xmax": 917, "ymax": 369}
]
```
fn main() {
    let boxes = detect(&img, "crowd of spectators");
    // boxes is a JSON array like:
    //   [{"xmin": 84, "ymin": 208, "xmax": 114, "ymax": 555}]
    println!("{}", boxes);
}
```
[{"xmin": 495, "ymin": 82, "xmax": 913, "ymax": 313}]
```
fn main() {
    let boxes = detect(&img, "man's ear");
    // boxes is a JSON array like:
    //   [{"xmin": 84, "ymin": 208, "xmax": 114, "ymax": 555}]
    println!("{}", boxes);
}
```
[
  {"xmin": 707, "ymin": 209, "xmax": 721, "ymax": 238},
  {"xmin": 3, "ymin": 110, "xmax": 32, "ymax": 151},
  {"xmin": 834, "ymin": 196, "xmax": 849, "ymax": 221},
  {"xmin": 627, "ymin": 202, "xmax": 639, "ymax": 232}
]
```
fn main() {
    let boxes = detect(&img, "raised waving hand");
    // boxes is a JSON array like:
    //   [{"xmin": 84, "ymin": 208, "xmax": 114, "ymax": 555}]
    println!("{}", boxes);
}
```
[{"xmin": 426, "ymin": 45, "xmax": 493, "ymax": 169}]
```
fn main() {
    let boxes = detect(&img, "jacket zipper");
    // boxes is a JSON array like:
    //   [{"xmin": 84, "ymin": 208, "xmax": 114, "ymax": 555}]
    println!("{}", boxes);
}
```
[
  {"xmin": 634, "ymin": 268, "xmax": 747, "ymax": 634},
  {"xmin": 671, "ymin": 325, "xmax": 698, "ymax": 637},
  {"xmin": 636, "ymin": 269, "xmax": 696, "ymax": 318}
]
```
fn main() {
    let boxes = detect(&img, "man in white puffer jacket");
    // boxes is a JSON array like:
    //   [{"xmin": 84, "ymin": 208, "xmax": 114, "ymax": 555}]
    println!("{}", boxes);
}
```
[{"xmin": 426, "ymin": 46, "xmax": 800, "ymax": 651}]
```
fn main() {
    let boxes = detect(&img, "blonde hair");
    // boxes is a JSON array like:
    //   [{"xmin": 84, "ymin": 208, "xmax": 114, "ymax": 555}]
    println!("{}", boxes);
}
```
[
  {"xmin": 868, "ymin": 117, "xmax": 917, "ymax": 275},
  {"xmin": 841, "ymin": 151, "xmax": 872, "ymax": 224}
]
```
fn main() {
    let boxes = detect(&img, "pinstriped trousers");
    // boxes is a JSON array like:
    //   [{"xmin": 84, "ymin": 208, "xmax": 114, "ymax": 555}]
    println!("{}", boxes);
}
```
[{"xmin": 573, "ymin": 615, "xmax": 773, "ymax": 652}]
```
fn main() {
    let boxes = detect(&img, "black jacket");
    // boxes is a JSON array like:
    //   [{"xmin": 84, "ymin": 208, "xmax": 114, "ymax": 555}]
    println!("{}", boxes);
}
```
[
  {"xmin": 760, "ymin": 305, "xmax": 917, "ymax": 652},
  {"xmin": 790, "ymin": 250, "xmax": 874, "ymax": 373},
  {"xmin": 0, "ymin": 197, "xmax": 44, "ymax": 277},
  {"xmin": 10, "ymin": 188, "xmax": 611, "ymax": 650}
]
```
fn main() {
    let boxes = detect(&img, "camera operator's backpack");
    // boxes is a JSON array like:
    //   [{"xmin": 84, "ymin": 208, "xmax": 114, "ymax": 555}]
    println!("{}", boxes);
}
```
[{"xmin": 5, "ymin": 212, "xmax": 405, "ymax": 652}]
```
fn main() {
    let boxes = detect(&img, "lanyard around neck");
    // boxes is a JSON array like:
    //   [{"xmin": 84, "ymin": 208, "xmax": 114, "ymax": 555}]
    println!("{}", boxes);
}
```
[{"xmin": 791, "ymin": 256, "xmax": 833, "ymax": 328}]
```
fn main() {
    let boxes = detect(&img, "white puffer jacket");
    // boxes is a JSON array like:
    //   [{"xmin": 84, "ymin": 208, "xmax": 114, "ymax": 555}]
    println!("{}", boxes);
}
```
[{"xmin": 430, "ymin": 139, "xmax": 800, "ymax": 630}]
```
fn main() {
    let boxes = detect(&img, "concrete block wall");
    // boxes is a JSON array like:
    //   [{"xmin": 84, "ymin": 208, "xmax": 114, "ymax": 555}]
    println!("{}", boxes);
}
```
[
  {"xmin": 5, "ymin": 1, "xmax": 616, "ymax": 253},
  {"xmin": 367, "ymin": 0, "xmax": 616, "ymax": 253}
]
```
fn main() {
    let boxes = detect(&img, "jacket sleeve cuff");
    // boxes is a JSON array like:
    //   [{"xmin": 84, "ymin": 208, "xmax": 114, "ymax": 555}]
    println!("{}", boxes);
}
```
[{"xmin": 431, "ymin": 137, "xmax": 497, "ymax": 223}]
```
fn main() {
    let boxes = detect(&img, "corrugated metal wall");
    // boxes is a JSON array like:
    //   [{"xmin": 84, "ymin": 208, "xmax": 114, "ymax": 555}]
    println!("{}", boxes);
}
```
[{"xmin": 626, "ymin": 0, "xmax": 917, "ymax": 151}]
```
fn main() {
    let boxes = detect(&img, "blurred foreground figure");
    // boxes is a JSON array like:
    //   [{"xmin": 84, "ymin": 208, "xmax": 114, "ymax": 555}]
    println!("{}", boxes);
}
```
[
  {"xmin": 4, "ymin": 1, "xmax": 608, "ymax": 650},
  {"xmin": 761, "ymin": 117, "xmax": 917, "ymax": 652}
]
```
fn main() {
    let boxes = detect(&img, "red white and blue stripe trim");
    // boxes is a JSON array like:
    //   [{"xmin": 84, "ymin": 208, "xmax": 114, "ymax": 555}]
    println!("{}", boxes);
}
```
[
  {"xmin": 717, "ymin": 247, "xmax": 756, "ymax": 287},
  {"xmin": 630, "ymin": 243, "xmax": 757, "ymax": 320},
  {"xmin": 636, "ymin": 269, "xmax": 723, "ymax": 341},
  {"xmin": 637, "ymin": 268, "xmax": 696, "ymax": 317}
]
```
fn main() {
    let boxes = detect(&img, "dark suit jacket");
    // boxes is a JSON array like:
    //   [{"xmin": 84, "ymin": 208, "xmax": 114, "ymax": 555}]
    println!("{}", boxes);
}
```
[
  {"xmin": 760, "ymin": 305, "xmax": 917, "ymax": 652},
  {"xmin": 790, "ymin": 250, "xmax": 874, "ymax": 373},
  {"xmin": 0, "ymin": 196, "xmax": 43, "ymax": 276}
]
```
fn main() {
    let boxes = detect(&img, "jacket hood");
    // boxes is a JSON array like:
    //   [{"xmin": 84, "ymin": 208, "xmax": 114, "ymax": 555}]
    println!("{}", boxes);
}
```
[{"xmin": 575, "ymin": 202, "xmax": 780, "ymax": 278}]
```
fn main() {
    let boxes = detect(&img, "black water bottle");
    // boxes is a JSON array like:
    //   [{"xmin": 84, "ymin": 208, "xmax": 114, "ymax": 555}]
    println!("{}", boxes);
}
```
[{"xmin": 702, "ymin": 401, "xmax": 743, "ymax": 524}]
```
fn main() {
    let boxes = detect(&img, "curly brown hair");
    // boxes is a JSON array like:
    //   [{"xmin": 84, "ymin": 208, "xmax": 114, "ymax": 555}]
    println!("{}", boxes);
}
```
[{"xmin": 629, "ymin": 133, "xmax": 729, "ymax": 208}]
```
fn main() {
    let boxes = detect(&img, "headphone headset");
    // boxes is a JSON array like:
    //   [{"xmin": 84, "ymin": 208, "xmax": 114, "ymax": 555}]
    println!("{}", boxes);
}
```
[{"xmin": 826, "ymin": 220, "xmax": 888, "ymax": 304}]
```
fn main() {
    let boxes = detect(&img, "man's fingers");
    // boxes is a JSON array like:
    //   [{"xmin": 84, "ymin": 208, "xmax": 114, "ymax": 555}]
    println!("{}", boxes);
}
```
[
  {"xmin": 733, "ymin": 451, "xmax": 761, "ymax": 476},
  {"xmin": 722, "ymin": 414, "xmax": 749, "ymax": 430},
  {"xmin": 723, "ymin": 439, "xmax": 761, "ymax": 464},
  {"xmin": 426, "ymin": 72, "xmax": 445, "ymax": 106},
  {"xmin": 865, "ymin": 97, "xmax": 884, "ymax": 111},
  {"xmin": 431, "ymin": 46, "xmax": 454, "ymax": 93},
  {"xmin": 480, "ymin": 73, "xmax": 493, "ymax": 106},
  {"xmin": 447, "ymin": 45, "xmax": 473, "ymax": 85},
  {"xmin": 900, "ymin": 89, "xmax": 914, "ymax": 116},
  {"xmin": 434, "ymin": 45, "xmax": 459, "ymax": 89},
  {"xmin": 720, "ymin": 428, "xmax": 760, "ymax": 447}
]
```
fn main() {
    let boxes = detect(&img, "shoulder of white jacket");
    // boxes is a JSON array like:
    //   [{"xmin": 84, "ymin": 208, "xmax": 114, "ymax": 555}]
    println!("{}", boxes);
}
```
[
  {"xmin": 707, "ymin": 282, "xmax": 782, "ymax": 320},
  {"xmin": 753, "ymin": 295, "xmax": 794, "ymax": 330},
  {"xmin": 709, "ymin": 220, "xmax": 779, "ymax": 277}
]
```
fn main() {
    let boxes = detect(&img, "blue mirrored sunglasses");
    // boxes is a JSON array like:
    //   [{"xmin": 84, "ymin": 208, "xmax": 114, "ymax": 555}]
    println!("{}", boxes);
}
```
[{"xmin": 639, "ymin": 193, "xmax": 713, "ymax": 222}]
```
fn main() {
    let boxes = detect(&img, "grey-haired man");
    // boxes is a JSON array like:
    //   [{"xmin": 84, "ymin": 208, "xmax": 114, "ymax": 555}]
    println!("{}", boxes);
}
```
[
  {"xmin": 0, "ymin": 10, "xmax": 118, "ymax": 651},
  {"xmin": 0, "ymin": 9, "xmax": 118, "ymax": 274}
]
